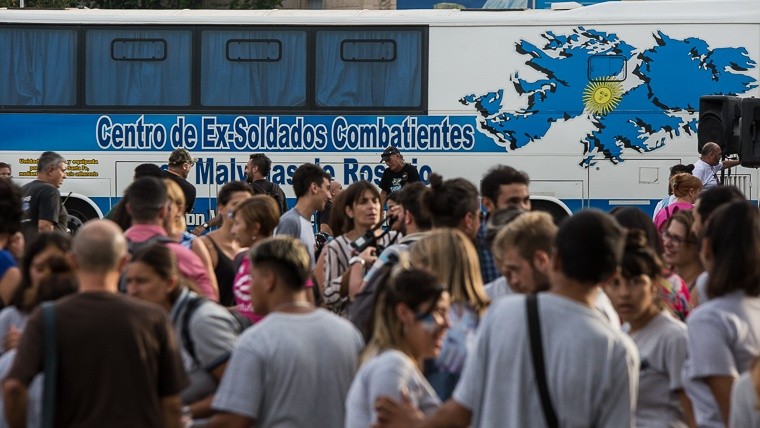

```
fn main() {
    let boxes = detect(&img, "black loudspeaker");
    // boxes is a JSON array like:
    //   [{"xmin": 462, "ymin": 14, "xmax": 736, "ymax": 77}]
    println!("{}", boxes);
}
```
[
  {"xmin": 740, "ymin": 98, "xmax": 760, "ymax": 168},
  {"xmin": 698, "ymin": 95, "xmax": 742, "ymax": 155}
]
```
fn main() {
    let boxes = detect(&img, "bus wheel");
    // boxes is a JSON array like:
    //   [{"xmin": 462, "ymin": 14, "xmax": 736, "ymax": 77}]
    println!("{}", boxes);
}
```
[
  {"xmin": 64, "ymin": 198, "xmax": 100, "ymax": 226},
  {"xmin": 531, "ymin": 200, "xmax": 571, "ymax": 224}
]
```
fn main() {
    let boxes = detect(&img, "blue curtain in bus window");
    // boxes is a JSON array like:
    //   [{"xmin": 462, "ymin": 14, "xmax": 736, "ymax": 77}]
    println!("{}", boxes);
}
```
[
  {"xmin": 315, "ymin": 30, "xmax": 422, "ymax": 108},
  {"xmin": 201, "ymin": 30, "xmax": 306, "ymax": 107},
  {"xmin": 86, "ymin": 30, "xmax": 191, "ymax": 106},
  {"xmin": 0, "ymin": 29, "xmax": 77, "ymax": 106}
]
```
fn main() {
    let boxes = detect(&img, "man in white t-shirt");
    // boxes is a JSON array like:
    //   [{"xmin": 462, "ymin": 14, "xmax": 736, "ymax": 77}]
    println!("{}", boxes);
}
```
[
  {"xmin": 211, "ymin": 236, "xmax": 363, "ymax": 427},
  {"xmin": 485, "ymin": 211, "xmax": 622, "ymax": 328},
  {"xmin": 274, "ymin": 163, "xmax": 332, "ymax": 268},
  {"xmin": 693, "ymin": 142, "xmax": 740, "ymax": 190},
  {"xmin": 374, "ymin": 210, "xmax": 639, "ymax": 428}
]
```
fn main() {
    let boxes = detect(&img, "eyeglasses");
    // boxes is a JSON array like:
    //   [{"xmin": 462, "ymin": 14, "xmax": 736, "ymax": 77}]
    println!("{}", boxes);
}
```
[
  {"xmin": 662, "ymin": 231, "xmax": 691, "ymax": 247},
  {"xmin": 415, "ymin": 307, "xmax": 449, "ymax": 333}
]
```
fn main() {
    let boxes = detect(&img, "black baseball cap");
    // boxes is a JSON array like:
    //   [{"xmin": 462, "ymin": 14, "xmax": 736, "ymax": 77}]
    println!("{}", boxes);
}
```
[{"xmin": 381, "ymin": 146, "xmax": 401, "ymax": 161}]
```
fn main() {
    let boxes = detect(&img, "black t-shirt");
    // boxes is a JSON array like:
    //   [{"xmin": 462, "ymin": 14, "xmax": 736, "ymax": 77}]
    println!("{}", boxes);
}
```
[
  {"xmin": 251, "ymin": 179, "xmax": 288, "ymax": 216},
  {"xmin": 8, "ymin": 292, "xmax": 188, "ymax": 427},
  {"xmin": 379, "ymin": 163, "xmax": 420, "ymax": 194},
  {"xmin": 20, "ymin": 179, "xmax": 68, "ymax": 241},
  {"xmin": 163, "ymin": 170, "xmax": 196, "ymax": 214}
]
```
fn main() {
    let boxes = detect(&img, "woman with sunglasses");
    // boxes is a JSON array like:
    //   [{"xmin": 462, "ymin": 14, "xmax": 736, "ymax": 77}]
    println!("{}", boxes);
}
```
[
  {"xmin": 661, "ymin": 210, "xmax": 702, "ymax": 305},
  {"xmin": 345, "ymin": 267, "xmax": 450, "ymax": 428}
]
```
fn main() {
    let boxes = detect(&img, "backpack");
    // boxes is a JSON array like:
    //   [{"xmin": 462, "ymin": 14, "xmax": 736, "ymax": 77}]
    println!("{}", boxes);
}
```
[
  {"xmin": 347, "ymin": 249, "xmax": 403, "ymax": 343},
  {"xmin": 181, "ymin": 295, "xmax": 251, "ymax": 368},
  {"xmin": 252, "ymin": 180, "xmax": 287, "ymax": 215},
  {"xmin": 119, "ymin": 234, "xmax": 175, "ymax": 293}
]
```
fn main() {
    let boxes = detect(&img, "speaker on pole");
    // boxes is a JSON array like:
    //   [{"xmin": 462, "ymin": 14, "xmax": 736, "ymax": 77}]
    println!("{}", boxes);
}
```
[
  {"xmin": 740, "ymin": 98, "xmax": 760, "ymax": 168},
  {"xmin": 698, "ymin": 95, "xmax": 742, "ymax": 155}
]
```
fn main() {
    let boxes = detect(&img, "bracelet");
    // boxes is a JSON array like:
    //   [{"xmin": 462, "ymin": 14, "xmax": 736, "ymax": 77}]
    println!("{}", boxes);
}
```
[
  {"xmin": 181, "ymin": 405, "xmax": 192, "ymax": 419},
  {"xmin": 348, "ymin": 256, "xmax": 365, "ymax": 268}
]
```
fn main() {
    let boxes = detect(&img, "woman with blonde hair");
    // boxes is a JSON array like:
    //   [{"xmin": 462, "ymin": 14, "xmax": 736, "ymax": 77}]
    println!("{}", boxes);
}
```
[
  {"xmin": 345, "ymin": 267, "xmax": 450, "ymax": 427},
  {"xmin": 654, "ymin": 173, "xmax": 702, "ymax": 232},
  {"xmin": 162, "ymin": 179, "xmax": 217, "ymax": 295},
  {"xmin": 410, "ymin": 228, "xmax": 489, "ymax": 400}
]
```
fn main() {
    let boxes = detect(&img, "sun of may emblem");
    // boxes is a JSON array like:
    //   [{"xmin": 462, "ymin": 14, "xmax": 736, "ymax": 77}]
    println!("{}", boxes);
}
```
[{"xmin": 583, "ymin": 79, "xmax": 623, "ymax": 115}]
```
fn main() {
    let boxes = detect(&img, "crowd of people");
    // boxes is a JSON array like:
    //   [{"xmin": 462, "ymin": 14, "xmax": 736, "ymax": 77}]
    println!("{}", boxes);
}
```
[{"xmin": 0, "ymin": 146, "xmax": 759, "ymax": 428}]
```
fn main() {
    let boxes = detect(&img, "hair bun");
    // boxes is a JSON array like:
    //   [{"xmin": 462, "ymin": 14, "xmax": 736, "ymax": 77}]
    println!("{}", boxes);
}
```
[{"xmin": 625, "ymin": 229, "xmax": 649, "ymax": 251}]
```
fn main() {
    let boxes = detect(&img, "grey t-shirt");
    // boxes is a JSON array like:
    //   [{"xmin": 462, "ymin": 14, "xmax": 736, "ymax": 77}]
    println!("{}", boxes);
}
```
[
  {"xmin": 275, "ymin": 208, "xmax": 316, "ymax": 268},
  {"xmin": 683, "ymin": 291, "xmax": 760, "ymax": 428},
  {"xmin": 729, "ymin": 371, "xmax": 760, "ymax": 428},
  {"xmin": 483, "ymin": 276, "xmax": 515, "ymax": 302},
  {"xmin": 345, "ymin": 349, "xmax": 440, "ymax": 428},
  {"xmin": 453, "ymin": 293, "xmax": 639, "ymax": 428},
  {"xmin": 170, "ymin": 289, "xmax": 240, "ymax": 404},
  {"xmin": 626, "ymin": 311, "xmax": 688, "ymax": 428},
  {"xmin": 213, "ymin": 309, "xmax": 364, "ymax": 427}
]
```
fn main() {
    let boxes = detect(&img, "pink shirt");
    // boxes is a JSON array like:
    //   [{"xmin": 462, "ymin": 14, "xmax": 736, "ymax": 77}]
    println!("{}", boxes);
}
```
[
  {"xmin": 124, "ymin": 224, "xmax": 218, "ymax": 301},
  {"xmin": 233, "ymin": 256, "xmax": 263, "ymax": 324},
  {"xmin": 654, "ymin": 201, "xmax": 694, "ymax": 232},
  {"xmin": 232, "ymin": 255, "xmax": 316, "ymax": 325}
]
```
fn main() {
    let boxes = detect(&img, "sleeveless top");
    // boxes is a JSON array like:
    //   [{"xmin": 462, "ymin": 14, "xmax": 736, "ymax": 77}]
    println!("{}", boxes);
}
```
[{"xmin": 207, "ymin": 236, "xmax": 237, "ymax": 307}]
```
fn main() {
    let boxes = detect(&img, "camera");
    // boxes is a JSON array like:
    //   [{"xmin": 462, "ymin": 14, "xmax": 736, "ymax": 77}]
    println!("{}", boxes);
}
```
[{"xmin": 350, "ymin": 215, "xmax": 397, "ymax": 253}]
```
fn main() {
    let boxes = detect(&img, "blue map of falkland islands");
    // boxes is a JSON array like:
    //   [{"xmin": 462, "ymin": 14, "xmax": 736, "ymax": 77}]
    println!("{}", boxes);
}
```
[{"xmin": 461, "ymin": 28, "xmax": 758, "ymax": 166}]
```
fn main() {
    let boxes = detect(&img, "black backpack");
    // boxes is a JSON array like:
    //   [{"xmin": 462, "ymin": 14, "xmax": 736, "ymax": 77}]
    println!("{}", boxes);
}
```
[{"xmin": 252, "ymin": 180, "xmax": 287, "ymax": 215}]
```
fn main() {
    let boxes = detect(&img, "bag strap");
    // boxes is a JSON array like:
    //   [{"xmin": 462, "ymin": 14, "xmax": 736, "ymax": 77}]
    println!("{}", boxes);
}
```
[
  {"xmin": 181, "ymin": 296, "xmax": 206, "ymax": 366},
  {"xmin": 41, "ymin": 302, "xmax": 57, "ymax": 428},
  {"xmin": 526, "ymin": 294, "xmax": 558, "ymax": 428}
]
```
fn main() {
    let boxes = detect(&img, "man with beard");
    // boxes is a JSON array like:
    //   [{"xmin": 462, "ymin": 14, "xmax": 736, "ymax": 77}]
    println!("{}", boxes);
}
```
[{"xmin": 486, "ymin": 211, "xmax": 620, "ymax": 327}]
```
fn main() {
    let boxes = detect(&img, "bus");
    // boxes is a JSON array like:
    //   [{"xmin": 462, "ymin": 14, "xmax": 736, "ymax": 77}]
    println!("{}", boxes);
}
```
[{"xmin": 1, "ymin": 1, "xmax": 758, "ymax": 227}]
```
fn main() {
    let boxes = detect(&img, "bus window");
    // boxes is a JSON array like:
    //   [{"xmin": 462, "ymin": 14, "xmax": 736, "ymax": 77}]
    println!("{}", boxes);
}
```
[
  {"xmin": 0, "ymin": 28, "xmax": 77, "ymax": 106},
  {"xmin": 200, "ymin": 30, "xmax": 307, "ymax": 107},
  {"xmin": 85, "ymin": 29, "xmax": 192, "ymax": 106},
  {"xmin": 341, "ymin": 39, "xmax": 396, "ymax": 62},
  {"xmin": 315, "ymin": 29, "xmax": 422, "ymax": 108},
  {"xmin": 588, "ymin": 55, "xmax": 626, "ymax": 81},
  {"xmin": 112, "ymin": 38, "xmax": 167, "ymax": 61}
]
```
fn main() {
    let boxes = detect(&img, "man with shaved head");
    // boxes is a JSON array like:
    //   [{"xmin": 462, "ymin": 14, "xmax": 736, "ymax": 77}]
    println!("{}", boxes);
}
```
[
  {"xmin": 693, "ymin": 142, "xmax": 740, "ymax": 190},
  {"xmin": 4, "ymin": 220, "xmax": 187, "ymax": 428}
]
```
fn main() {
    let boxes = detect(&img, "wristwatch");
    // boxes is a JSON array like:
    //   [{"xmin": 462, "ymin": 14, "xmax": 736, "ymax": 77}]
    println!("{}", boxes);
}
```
[
  {"xmin": 201, "ymin": 222, "xmax": 209, "ymax": 229},
  {"xmin": 349, "ymin": 256, "xmax": 366, "ymax": 268}
]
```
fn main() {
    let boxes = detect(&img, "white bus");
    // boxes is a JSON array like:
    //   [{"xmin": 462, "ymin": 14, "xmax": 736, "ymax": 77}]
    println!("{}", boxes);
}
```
[{"xmin": 1, "ymin": 1, "xmax": 758, "ymax": 226}]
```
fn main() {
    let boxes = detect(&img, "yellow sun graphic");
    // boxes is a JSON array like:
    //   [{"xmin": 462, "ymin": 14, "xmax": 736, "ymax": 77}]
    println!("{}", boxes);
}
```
[{"xmin": 583, "ymin": 79, "xmax": 623, "ymax": 115}]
